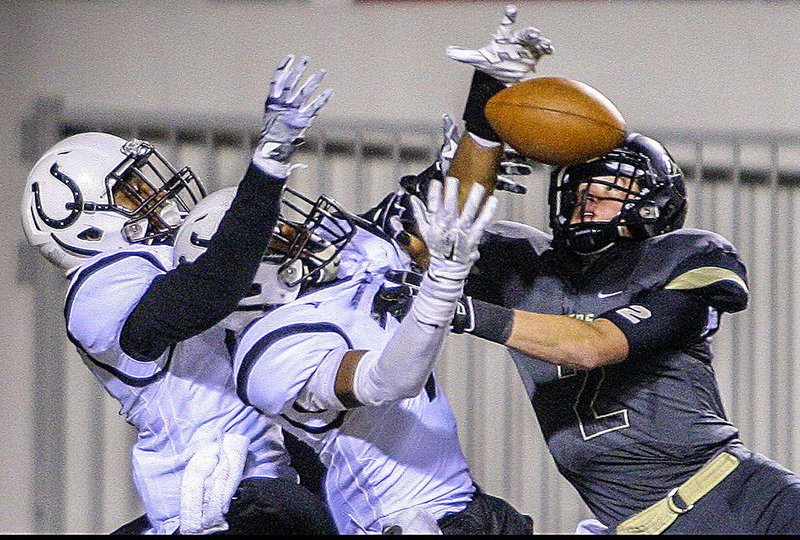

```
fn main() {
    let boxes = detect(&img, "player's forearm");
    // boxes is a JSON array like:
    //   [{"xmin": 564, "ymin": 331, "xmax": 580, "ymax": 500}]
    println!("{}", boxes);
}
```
[
  {"xmin": 448, "ymin": 69, "xmax": 506, "ymax": 207},
  {"xmin": 448, "ymin": 133, "xmax": 504, "ymax": 206},
  {"xmin": 460, "ymin": 297, "xmax": 628, "ymax": 369},
  {"xmin": 352, "ymin": 309, "xmax": 449, "ymax": 406},
  {"xmin": 506, "ymin": 310, "xmax": 629, "ymax": 370},
  {"xmin": 190, "ymin": 162, "xmax": 284, "ymax": 301},
  {"xmin": 121, "ymin": 164, "xmax": 284, "ymax": 360},
  {"xmin": 352, "ymin": 270, "xmax": 463, "ymax": 405}
]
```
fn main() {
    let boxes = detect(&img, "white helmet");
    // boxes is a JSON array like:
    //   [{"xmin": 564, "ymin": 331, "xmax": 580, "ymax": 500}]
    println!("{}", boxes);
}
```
[
  {"xmin": 173, "ymin": 187, "xmax": 303, "ymax": 331},
  {"xmin": 21, "ymin": 132, "xmax": 206, "ymax": 272}
]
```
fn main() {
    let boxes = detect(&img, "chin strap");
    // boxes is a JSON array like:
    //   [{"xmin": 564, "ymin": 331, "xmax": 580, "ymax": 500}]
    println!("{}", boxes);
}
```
[{"xmin": 564, "ymin": 221, "xmax": 621, "ymax": 255}]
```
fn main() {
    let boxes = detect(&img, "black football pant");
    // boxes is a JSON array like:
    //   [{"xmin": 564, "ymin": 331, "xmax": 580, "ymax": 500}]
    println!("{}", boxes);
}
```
[
  {"xmin": 111, "ymin": 477, "xmax": 337, "ymax": 535},
  {"xmin": 651, "ymin": 444, "xmax": 800, "ymax": 535},
  {"xmin": 437, "ymin": 487, "xmax": 534, "ymax": 535}
]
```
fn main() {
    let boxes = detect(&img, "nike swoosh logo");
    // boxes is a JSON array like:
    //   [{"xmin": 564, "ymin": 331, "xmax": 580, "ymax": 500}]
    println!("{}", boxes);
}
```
[{"xmin": 597, "ymin": 291, "xmax": 624, "ymax": 299}]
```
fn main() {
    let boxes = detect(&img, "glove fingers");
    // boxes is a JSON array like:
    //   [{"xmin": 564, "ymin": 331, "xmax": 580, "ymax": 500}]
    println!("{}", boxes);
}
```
[
  {"xmin": 441, "ymin": 114, "xmax": 461, "ymax": 150},
  {"xmin": 455, "ymin": 182, "xmax": 485, "ymax": 231},
  {"xmin": 301, "ymin": 88, "xmax": 334, "ymax": 118},
  {"xmin": 496, "ymin": 176, "xmax": 528, "ymax": 194},
  {"xmin": 440, "ymin": 176, "xmax": 460, "ymax": 225},
  {"xmin": 441, "ymin": 113, "xmax": 458, "ymax": 140},
  {"xmin": 499, "ymin": 160, "xmax": 533, "ymax": 175},
  {"xmin": 282, "ymin": 56, "xmax": 309, "ymax": 103},
  {"xmin": 270, "ymin": 55, "xmax": 295, "ymax": 101},
  {"xmin": 502, "ymin": 4, "xmax": 517, "ymax": 25},
  {"xmin": 425, "ymin": 179, "xmax": 443, "ymax": 215},
  {"xmin": 445, "ymin": 46, "xmax": 485, "ymax": 64},
  {"xmin": 468, "ymin": 195, "xmax": 498, "ymax": 246},
  {"xmin": 294, "ymin": 69, "xmax": 326, "ymax": 108},
  {"xmin": 437, "ymin": 114, "xmax": 460, "ymax": 176}
]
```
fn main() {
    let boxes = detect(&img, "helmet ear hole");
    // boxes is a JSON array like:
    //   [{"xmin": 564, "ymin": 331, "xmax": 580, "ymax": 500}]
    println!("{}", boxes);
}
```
[
  {"xmin": 278, "ymin": 263, "xmax": 300, "ymax": 286},
  {"xmin": 77, "ymin": 227, "xmax": 103, "ymax": 241}
]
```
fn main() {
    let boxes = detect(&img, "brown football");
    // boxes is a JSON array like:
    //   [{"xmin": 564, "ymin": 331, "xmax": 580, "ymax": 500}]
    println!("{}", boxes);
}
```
[{"xmin": 485, "ymin": 77, "xmax": 626, "ymax": 166}]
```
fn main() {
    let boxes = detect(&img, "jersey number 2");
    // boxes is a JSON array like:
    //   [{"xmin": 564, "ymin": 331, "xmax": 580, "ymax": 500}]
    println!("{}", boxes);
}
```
[{"xmin": 559, "ymin": 367, "xmax": 630, "ymax": 440}]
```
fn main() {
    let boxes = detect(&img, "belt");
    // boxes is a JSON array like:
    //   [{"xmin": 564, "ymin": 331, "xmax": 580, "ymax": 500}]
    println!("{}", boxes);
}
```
[{"xmin": 616, "ymin": 451, "xmax": 740, "ymax": 535}]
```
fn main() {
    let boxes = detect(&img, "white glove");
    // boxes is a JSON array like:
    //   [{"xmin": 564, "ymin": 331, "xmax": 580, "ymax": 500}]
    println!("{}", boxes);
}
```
[
  {"xmin": 349, "ymin": 179, "xmax": 498, "ymax": 407},
  {"xmin": 446, "ymin": 4, "xmax": 554, "ymax": 84},
  {"xmin": 437, "ymin": 114, "xmax": 461, "ymax": 178},
  {"xmin": 373, "ymin": 114, "xmax": 463, "ymax": 248},
  {"xmin": 383, "ymin": 508, "xmax": 443, "ymax": 535},
  {"xmin": 410, "ymin": 176, "xmax": 497, "ymax": 282},
  {"xmin": 253, "ymin": 55, "xmax": 333, "ymax": 178},
  {"xmin": 179, "ymin": 434, "xmax": 249, "ymax": 535}
]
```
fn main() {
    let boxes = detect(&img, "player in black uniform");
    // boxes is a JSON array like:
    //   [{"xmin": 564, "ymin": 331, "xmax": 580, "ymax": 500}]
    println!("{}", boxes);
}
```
[
  {"xmin": 447, "ymin": 133, "xmax": 800, "ymax": 534},
  {"xmin": 425, "ymin": 6, "xmax": 800, "ymax": 533}
]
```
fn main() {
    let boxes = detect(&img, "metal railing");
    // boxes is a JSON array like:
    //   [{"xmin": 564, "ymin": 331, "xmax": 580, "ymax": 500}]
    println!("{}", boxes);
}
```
[{"xmin": 18, "ymin": 97, "xmax": 800, "ymax": 533}]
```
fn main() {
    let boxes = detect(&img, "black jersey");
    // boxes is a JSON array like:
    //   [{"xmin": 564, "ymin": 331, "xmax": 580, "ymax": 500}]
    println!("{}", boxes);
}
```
[{"xmin": 466, "ymin": 221, "xmax": 749, "ymax": 526}]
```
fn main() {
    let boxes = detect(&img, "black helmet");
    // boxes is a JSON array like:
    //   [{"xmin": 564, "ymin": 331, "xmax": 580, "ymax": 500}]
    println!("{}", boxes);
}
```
[{"xmin": 548, "ymin": 133, "xmax": 687, "ymax": 254}]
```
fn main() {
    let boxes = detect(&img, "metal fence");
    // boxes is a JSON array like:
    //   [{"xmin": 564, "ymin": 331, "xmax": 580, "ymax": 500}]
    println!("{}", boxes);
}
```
[{"xmin": 18, "ymin": 97, "xmax": 800, "ymax": 533}]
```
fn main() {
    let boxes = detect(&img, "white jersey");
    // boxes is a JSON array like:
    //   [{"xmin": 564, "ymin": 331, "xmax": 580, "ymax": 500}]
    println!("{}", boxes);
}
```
[
  {"xmin": 234, "ymin": 227, "xmax": 476, "ymax": 534},
  {"xmin": 65, "ymin": 245, "xmax": 296, "ymax": 534}
]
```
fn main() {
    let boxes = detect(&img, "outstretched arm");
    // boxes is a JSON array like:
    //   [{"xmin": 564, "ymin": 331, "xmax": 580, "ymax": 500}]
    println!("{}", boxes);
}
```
[
  {"xmin": 445, "ymin": 4, "xmax": 553, "ymax": 207},
  {"xmin": 448, "ymin": 131, "xmax": 505, "ymax": 208},
  {"xmin": 342, "ymin": 178, "xmax": 498, "ymax": 406},
  {"xmin": 120, "ymin": 56, "xmax": 333, "ymax": 361},
  {"xmin": 457, "ymin": 287, "xmax": 712, "ymax": 370},
  {"xmin": 297, "ymin": 178, "xmax": 498, "ymax": 409}
]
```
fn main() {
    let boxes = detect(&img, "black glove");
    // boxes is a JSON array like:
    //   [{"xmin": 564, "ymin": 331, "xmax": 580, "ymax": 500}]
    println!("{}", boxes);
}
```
[{"xmin": 372, "ymin": 269, "xmax": 476, "ymax": 333}]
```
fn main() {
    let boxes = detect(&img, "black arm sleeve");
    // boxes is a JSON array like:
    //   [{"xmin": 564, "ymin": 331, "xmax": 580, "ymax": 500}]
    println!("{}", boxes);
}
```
[
  {"xmin": 120, "ymin": 163, "xmax": 285, "ymax": 361},
  {"xmin": 597, "ymin": 288, "xmax": 710, "ymax": 358},
  {"xmin": 462, "ymin": 70, "xmax": 506, "ymax": 142}
]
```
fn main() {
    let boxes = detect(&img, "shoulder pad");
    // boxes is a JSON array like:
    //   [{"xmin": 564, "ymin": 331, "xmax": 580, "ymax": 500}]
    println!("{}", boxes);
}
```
[
  {"xmin": 641, "ymin": 229, "xmax": 748, "ymax": 313},
  {"xmin": 66, "ymin": 248, "xmax": 171, "ymax": 361},
  {"xmin": 71, "ymin": 245, "xmax": 173, "ymax": 281},
  {"xmin": 484, "ymin": 220, "xmax": 553, "ymax": 255},
  {"xmin": 234, "ymin": 315, "xmax": 351, "ymax": 414}
]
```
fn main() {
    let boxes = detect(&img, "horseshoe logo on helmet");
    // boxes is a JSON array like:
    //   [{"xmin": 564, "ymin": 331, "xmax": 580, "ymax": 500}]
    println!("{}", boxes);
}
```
[{"xmin": 31, "ymin": 163, "xmax": 83, "ymax": 229}]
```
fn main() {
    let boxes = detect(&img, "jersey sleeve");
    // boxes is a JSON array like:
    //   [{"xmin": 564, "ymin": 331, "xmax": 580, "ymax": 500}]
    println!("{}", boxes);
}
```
[
  {"xmin": 233, "ymin": 317, "xmax": 352, "ymax": 416},
  {"xmin": 661, "ymin": 232, "xmax": 749, "ymax": 314},
  {"xmin": 599, "ymin": 230, "xmax": 749, "ymax": 359},
  {"xmin": 66, "ymin": 251, "xmax": 170, "ymax": 378},
  {"xmin": 598, "ymin": 288, "xmax": 711, "ymax": 358},
  {"xmin": 467, "ymin": 222, "xmax": 550, "ymax": 304},
  {"xmin": 120, "ymin": 163, "xmax": 285, "ymax": 361}
]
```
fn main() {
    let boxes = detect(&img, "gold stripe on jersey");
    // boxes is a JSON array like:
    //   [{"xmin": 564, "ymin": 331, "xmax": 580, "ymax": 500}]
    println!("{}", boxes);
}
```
[{"xmin": 664, "ymin": 266, "xmax": 748, "ymax": 294}]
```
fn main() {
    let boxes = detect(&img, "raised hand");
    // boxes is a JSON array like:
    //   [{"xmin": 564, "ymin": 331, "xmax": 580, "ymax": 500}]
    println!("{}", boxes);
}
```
[
  {"xmin": 253, "ymin": 55, "xmax": 333, "ymax": 176},
  {"xmin": 410, "ymin": 176, "xmax": 498, "ymax": 281},
  {"xmin": 446, "ymin": 4, "xmax": 554, "ymax": 84}
]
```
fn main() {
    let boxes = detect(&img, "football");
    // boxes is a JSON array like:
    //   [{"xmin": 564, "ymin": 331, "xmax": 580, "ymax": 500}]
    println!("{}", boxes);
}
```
[{"xmin": 485, "ymin": 77, "xmax": 626, "ymax": 166}]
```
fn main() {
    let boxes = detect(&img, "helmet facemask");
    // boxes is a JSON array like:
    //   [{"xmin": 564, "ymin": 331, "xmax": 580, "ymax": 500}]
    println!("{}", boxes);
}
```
[
  {"xmin": 551, "ymin": 158, "xmax": 643, "ymax": 254},
  {"xmin": 272, "ymin": 186, "xmax": 356, "ymax": 288},
  {"xmin": 108, "ymin": 139, "xmax": 205, "ymax": 244},
  {"xmin": 549, "ymin": 134, "xmax": 687, "ymax": 255}
]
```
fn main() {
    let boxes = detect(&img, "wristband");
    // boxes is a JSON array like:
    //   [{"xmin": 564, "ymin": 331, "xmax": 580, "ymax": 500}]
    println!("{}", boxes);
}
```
[
  {"xmin": 462, "ymin": 70, "xmax": 506, "ymax": 143},
  {"xmin": 470, "ymin": 297, "xmax": 515, "ymax": 344}
]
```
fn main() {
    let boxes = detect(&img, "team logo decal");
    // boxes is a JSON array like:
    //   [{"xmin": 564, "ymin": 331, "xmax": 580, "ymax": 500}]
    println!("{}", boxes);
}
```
[{"xmin": 32, "ymin": 163, "xmax": 83, "ymax": 229}]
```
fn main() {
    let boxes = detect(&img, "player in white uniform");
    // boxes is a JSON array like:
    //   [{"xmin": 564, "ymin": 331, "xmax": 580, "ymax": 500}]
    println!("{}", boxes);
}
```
[
  {"xmin": 21, "ymin": 56, "xmax": 337, "ymax": 535},
  {"xmin": 232, "ymin": 170, "xmax": 534, "ymax": 534}
]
